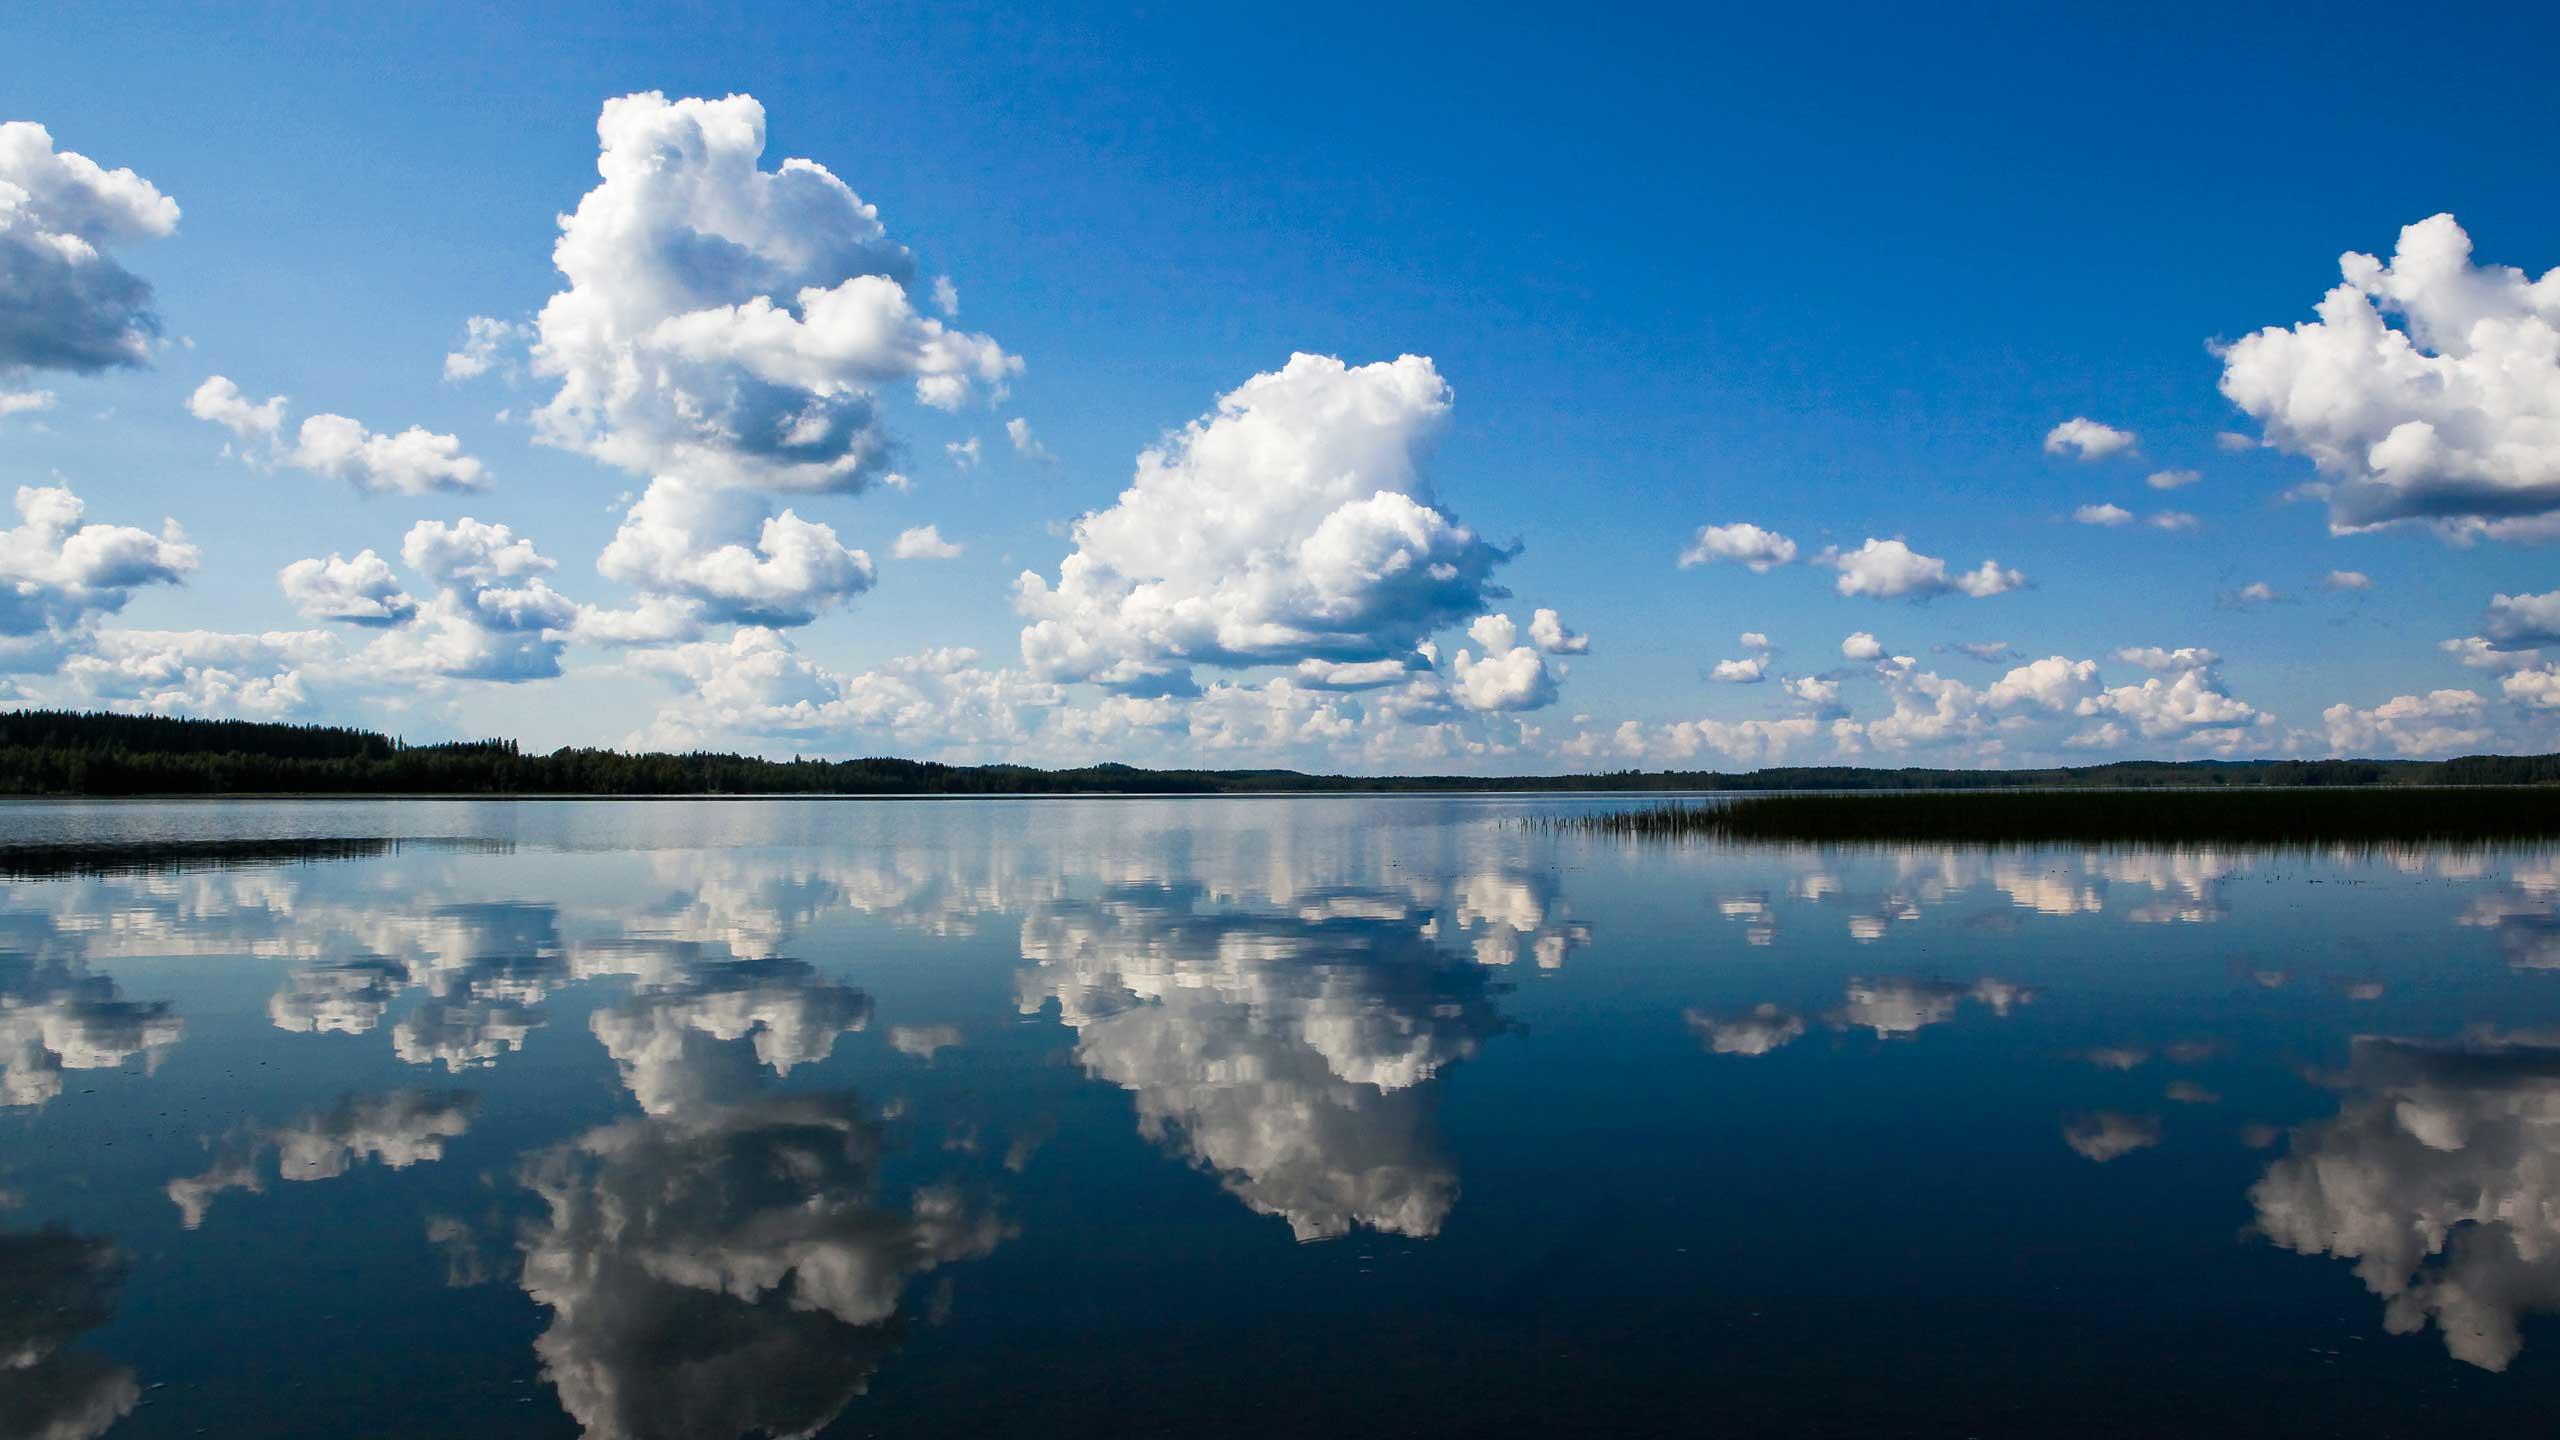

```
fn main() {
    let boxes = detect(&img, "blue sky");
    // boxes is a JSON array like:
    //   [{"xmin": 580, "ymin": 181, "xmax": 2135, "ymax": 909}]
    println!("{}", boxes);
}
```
[{"xmin": 4, "ymin": 1, "xmax": 2558, "ymax": 768}]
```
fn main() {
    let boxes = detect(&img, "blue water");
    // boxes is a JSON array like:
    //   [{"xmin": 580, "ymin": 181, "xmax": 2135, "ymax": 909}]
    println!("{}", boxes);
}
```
[{"xmin": 3, "ymin": 796, "xmax": 2558, "ymax": 1437}]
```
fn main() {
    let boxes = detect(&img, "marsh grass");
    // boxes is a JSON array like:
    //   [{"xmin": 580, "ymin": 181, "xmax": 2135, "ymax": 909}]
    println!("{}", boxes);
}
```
[
  {"xmin": 0, "ymin": 835, "xmax": 509, "ymax": 880},
  {"xmin": 1556, "ymin": 786, "xmax": 2560, "ymax": 848}
]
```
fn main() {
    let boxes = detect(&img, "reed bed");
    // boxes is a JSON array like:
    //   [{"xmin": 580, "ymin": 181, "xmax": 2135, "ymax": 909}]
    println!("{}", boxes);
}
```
[
  {"xmin": 1554, "ymin": 786, "xmax": 2560, "ymax": 848},
  {"xmin": 0, "ymin": 835, "xmax": 509, "ymax": 880}
]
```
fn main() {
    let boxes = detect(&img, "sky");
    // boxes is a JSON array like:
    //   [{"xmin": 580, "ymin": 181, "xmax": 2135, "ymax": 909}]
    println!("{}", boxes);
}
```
[{"xmin": 4, "ymin": 1, "xmax": 2558, "ymax": 771}]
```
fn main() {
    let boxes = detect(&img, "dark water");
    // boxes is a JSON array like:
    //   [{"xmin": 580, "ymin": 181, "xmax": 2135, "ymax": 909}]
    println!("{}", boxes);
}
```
[{"xmin": 4, "ymin": 796, "xmax": 2559, "ymax": 1438}]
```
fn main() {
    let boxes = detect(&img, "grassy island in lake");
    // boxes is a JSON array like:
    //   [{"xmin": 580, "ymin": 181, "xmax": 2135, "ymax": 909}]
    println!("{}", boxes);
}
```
[{"xmin": 1560, "ymin": 787, "xmax": 2560, "ymax": 847}]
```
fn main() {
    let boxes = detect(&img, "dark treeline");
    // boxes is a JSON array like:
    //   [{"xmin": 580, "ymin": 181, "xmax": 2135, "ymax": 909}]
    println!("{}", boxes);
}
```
[
  {"xmin": 4, "ymin": 708, "xmax": 2560, "ymax": 797},
  {"xmin": 1562, "ymin": 788, "xmax": 2560, "ymax": 848}
]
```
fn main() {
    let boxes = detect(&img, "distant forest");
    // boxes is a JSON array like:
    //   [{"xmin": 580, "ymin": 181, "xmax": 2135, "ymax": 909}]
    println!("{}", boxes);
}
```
[{"xmin": 2, "ymin": 708, "xmax": 2558, "ymax": 797}]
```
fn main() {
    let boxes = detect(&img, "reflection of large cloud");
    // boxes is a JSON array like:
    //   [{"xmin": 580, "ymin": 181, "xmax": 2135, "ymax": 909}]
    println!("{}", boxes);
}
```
[
  {"xmin": 1018, "ymin": 885, "xmax": 1504, "ymax": 1240},
  {"xmin": 393, "ymin": 999, "xmax": 545, "ymax": 1072},
  {"xmin": 591, "ymin": 956, "xmax": 873, "ymax": 1118},
  {"xmin": 588, "ymin": 850, "xmax": 1046, "ymax": 968},
  {"xmin": 267, "ymin": 955, "xmax": 408, "ymax": 1034},
  {"xmin": 1708, "ymin": 846, "xmax": 2252, "ymax": 935},
  {"xmin": 2251, "ymin": 1030, "xmax": 2560, "ymax": 1371},
  {"xmin": 1828, "ymin": 975, "xmax": 2031, "ymax": 1039},
  {"xmin": 2094, "ymin": 850, "xmax": 2237, "ymax": 925},
  {"xmin": 517, "ymin": 1092, "xmax": 1005, "ymax": 1440},
  {"xmin": 2062, "ymin": 1111, "xmax": 2162, "ymax": 1163},
  {"xmin": 266, "ymin": 902, "xmax": 569, "ymax": 1072},
  {"xmin": 0, "ymin": 947, "xmax": 180, "ymax": 1110},
  {"xmin": 1689, "ymin": 973, "xmax": 2031, "ymax": 1058},
  {"xmin": 166, "ymin": 1088, "xmax": 479, "ymax": 1229},
  {"xmin": 0, "ymin": 1226, "xmax": 137, "ymax": 1440},
  {"xmin": 1686, "ymin": 1003, "xmax": 1805, "ymax": 1056},
  {"xmin": 2459, "ymin": 864, "xmax": 2560, "ymax": 971},
  {"xmin": 1446, "ymin": 867, "xmax": 1589, "ymax": 970}
]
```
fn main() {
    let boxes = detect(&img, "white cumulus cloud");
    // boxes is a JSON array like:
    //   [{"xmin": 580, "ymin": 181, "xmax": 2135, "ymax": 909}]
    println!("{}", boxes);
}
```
[
  {"xmin": 1821, "ymin": 538, "xmax": 2023, "ymax": 600},
  {"xmin": 278, "ymin": 549, "xmax": 416, "ymax": 626},
  {"xmin": 284, "ymin": 519, "xmax": 579, "ymax": 685},
  {"xmin": 0, "ymin": 121, "xmax": 179, "ymax": 376},
  {"xmin": 1527, "ymin": 607, "xmax": 1588, "ymax": 655},
  {"xmin": 55, "ymin": 628, "xmax": 330, "ymax": 719},
  {"xmin": 2044, "ymin": 417, "xmax": 2137, "ymax": 461},
  {"xmin": 1016, "ymin": 353, "xmax": 1510, "ymax": 697},
  {"xmin": 0, "ymin": 387, "xmax": 56, "ymax": 420},
  {"xmin": 627, "ymin": 630, "xmax": 1062, "ymax": 755},
  {"xmin": 2442, "ymin": 636, "xmax": 2541, "ymax": 672},
  {"xmin": 891, "ymin": 524, "xmax": 963, "ymax": 560},
  {"xmin": 442, "ymin": 315, "xmax": 529, "ymax": 382},
  {"xmin": 2115, "ymin": 646, "xmax": 2218, "ymax": 671},
  {"xmin": 528, "ymin": 91, "xmax": 1016, "ymax": 493},
  {"xmin": 0, "ymin": 484, "xmax": 197, "ymax": 644},
  {"xmin": 2220, "ymin": 214, "xmax": 2560, "ymax": 537},
  {"xmin": 598, "ymin": 482, "xmax": 874, "ymax": 628},
  {"xmin": 2078, "ymin": 665, "xmax": 2267, "ymax": 742},
  {"xmin": 2323, "ymin": 689, "xmax": 2490, "ymax": 756},
  {"xmin": 2485, "ymin": 590, "xmax": 2560, "ymax": 648},
  {"xmin": 1448, "ymin": 614, "xmax": 1558, "ymax": 712},
  {"xmin": 1783, "ymin": 675, "xmax": 1841, "ymax": 710},
  {"xmin": 1678, "ymin": 521, "xmax": 1797, "ymax": 572},
  {"xmin": 188, "ymin": 376, "xmax": 488, "ymax": 495},
  {"xmin": 1562, "ymin": 715, "xmax": 1819, "ymax": 768},
  {"xmin": 2503, "ymin": 667, "xmax": 2560, "ymax": 710}
]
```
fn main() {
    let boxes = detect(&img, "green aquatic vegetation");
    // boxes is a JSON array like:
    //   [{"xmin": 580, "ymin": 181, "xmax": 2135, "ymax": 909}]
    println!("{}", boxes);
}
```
[{"xmin": 1557, "ymin": 787, "xmax": 2560, "ymax": 847}]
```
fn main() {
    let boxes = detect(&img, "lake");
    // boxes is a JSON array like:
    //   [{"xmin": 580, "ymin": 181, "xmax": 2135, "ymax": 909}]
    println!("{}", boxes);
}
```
[{"xmin": 5, "ymin": 794, "xmax": 2559, "ymax": 1437}]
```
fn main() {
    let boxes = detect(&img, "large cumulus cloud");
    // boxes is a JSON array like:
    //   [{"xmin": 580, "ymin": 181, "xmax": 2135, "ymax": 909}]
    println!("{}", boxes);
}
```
[
  {"xmin": 1015, "ymin": 354, "xmax": 1512, "ymax": 697},
  {"xmin": 596, "ymin": 483, "xmax": 872, "ymax": 628},
  {"xmin": 2321, "ymin": 688, "xmax": 2493, "ymax": 757},
  {"xmin": 520, "ymin": 92, "xmax": 1012, "ymax": 632},
  {"xmin": 1840, "ymin": 648, "xmax": 2269, "ymax": 759},
  {"xmin": 188, "ymin": 376, "xmax": 489, "ymax": 496},
  {"xmin": 272, "ymin": 519, "xmax": 579, "ymax": 686},
  {"xmin": 623, "ymin": 629, "xmax": 1063, "ymax": 757},
  {"xmin": 0, "ymin": 484, "xmax": 197, "ymax": 660},
  {"xmin": 2219, "ymin": 214, "xmax": 2560, "ymax": 537},
  {"xmin": 0, "ymin": 121, "xmax": 178, "ymax": 376},
  {"xmin": 529, "ymin": 92, "xmax": 1014, "ymax": 492},
  {"xmin": 368, "ymin": 519, "xmax": 580, "ymax": 682},
  {"xmin": 54, "ymin": 628, "xmax": 328, "ymax": 719},
  {"xmin": 1819, "ymin": 538, "xmax": 2024, "ymax": 601}
]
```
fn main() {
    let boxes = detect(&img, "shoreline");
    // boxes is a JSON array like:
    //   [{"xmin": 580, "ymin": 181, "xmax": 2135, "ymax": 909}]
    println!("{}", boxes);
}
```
[{"xmin": 0, "ymin": 780, "xmax": 2551, "ymax": 802}]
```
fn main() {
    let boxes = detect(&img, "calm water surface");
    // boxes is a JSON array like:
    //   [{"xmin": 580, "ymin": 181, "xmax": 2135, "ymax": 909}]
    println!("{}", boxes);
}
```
[{"xmin": 5, "ymin": 795, "xmax": 2559, "ymax": 1437}]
